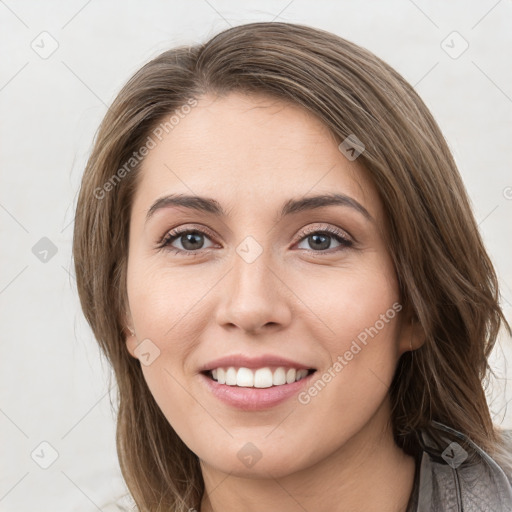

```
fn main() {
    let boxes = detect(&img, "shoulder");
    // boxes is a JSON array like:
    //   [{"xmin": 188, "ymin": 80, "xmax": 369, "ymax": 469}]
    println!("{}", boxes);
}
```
[
  {"xmin": 415, "ymin": 422, "xmax": 512, "ymax": 511},
  {"xmin": 494, "ymin": 428, "xmax": 512, "ymax": 484}
]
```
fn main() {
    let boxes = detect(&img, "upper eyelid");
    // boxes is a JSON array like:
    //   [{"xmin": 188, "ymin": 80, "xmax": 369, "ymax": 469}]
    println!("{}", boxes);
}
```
[
  {"xmin": 160, "ymin": 224, "xmax": 217, "ymax": 244},
  {"xmin": 298, "ymin": 224, "xmax": 351, "ymax": 239}
]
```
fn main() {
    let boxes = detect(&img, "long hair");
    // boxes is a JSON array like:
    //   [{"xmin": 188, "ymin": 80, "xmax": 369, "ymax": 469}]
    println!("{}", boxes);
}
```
[{"xmin": 72, "ymin": 21, "xmax": 511, "ymax": 511}]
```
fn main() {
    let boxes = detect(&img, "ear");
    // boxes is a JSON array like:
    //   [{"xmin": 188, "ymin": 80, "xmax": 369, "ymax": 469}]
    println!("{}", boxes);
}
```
[
  {"xmin": 123, "ymin": 310, "xmax": 139, "ymax": 359},
  {"xmin": 397, "ymin": 307, "xmax": 426, "ymax": 356}
]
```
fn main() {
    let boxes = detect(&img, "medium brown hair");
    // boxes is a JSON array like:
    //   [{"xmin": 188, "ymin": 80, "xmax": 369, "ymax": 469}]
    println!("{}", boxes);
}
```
[{"xmin": 72, "ymin": 21, "xmax": 511, "ymax": 511}]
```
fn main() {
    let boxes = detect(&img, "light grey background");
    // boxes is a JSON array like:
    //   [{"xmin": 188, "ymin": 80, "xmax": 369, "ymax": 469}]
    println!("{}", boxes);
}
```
[{"xmin": 1, "ymin": 0, "xmax": 511, "ymax": 510}]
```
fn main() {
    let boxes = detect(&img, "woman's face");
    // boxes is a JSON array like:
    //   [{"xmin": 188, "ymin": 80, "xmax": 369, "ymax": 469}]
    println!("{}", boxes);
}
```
[{"xmin": 126, "ymin": 92, "xmax": 418, "ymax": 478}]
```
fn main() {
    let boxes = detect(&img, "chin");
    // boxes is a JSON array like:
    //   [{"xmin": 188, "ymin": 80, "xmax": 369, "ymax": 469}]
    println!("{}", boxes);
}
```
[{"xmin": 197, "ymin": 440, "xmax": 321, "ymax": 480}]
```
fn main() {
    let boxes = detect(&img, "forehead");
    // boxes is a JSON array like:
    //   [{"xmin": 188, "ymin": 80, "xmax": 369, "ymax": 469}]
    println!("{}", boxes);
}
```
[{"xmin": 133, "ymin": 92, "xmax": 383, "ymax": 225}]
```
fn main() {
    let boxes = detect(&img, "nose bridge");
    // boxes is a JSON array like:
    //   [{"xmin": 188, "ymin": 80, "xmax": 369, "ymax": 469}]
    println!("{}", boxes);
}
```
[
  {"xmin": 215, "ymin": 236, "xmax": 291, "ymax": 332},
  {"xmin": 234, "ymin": 240, "xmax": 272, "ymax": 297}
]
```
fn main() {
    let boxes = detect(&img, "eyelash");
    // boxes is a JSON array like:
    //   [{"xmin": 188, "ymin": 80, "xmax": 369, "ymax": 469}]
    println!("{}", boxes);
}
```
[{"xmin": 157, "ymin": 224, "xmax": 354, "ymax": 257}]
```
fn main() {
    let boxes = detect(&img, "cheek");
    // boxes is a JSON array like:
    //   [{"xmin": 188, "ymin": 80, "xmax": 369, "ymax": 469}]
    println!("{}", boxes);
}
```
[
  {"xmin": 291, "ymin": 263, "xmax": 400, "ymax": 352},
  {"xmin": 291, "ymin": 266, "xmax": 402, "ymax": 415},
  {"xmin": 126, "ymin": 261, "xmax": 220, "ymax": 447},
  {"xmin": 127, "ymin": 259, "xmax": 215, "ymax": 344}
]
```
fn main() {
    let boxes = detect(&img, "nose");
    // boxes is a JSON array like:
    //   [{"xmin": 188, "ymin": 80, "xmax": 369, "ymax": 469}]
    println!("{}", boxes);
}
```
[{"xmin": 214, "ymin": 247, "xmax": 292, "ymax": 335}]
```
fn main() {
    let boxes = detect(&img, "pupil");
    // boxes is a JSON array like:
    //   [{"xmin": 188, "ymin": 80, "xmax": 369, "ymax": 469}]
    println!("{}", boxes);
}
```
[
  {"xmin": 183, "ymin": 232, "xmax": 203, "ymax": 250},
  {"xmin": 310, "ymin": 234, "xmax": 330, "ymax": 250}
]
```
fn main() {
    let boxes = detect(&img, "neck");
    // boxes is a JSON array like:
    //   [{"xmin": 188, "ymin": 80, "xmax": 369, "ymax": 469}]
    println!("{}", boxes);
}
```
[{"xmin": 199, "ymin": 406, "xmax": 416, "ymax": 512}]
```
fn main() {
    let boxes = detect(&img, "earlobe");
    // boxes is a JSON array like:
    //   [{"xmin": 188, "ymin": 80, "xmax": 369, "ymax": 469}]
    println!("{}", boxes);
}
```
[
  {"xmin": 398, "ymin": 313, "xmax": 426, "ymax": 355},
  {"xmin": 409, "ymin": 326, "xmax": 426, "ymax": 352},
  {"xmin": 123, "ymin": 308, "xmax": 138, "ymax": 358},
  {"xmin": 125, "ymin": 326, "xmax": 138, "ymax": 358}
]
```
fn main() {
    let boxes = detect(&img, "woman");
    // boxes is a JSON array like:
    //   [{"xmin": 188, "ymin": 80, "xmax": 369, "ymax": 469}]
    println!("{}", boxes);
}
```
[{"xmin": 73, "ymin": 22, "xmax": 512, "ymax": 511}]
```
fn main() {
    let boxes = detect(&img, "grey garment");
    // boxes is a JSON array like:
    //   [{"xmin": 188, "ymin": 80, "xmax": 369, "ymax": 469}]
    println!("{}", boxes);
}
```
[{"xmin": 406, "ymin": 421, "xmax": 512, "ymax": 511}]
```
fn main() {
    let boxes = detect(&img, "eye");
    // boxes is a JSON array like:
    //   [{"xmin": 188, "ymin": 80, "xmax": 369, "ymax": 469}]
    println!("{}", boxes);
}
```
[
  {"xmin": 295, "ymin": 225, "xmax": 353, "ymax": 252},
  {"xmin": 158, "ymin": 226, "xmax": 216, "ymax": 256},
  {"xmin": 158, "ymin": 224, "xmax": 353, "ymax": 256}
]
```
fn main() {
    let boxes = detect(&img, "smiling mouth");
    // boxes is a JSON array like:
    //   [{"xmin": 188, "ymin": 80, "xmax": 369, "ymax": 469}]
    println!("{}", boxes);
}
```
[{"xmin": 202, "ymin": 367, "xmax": 317, "ymax": 388}]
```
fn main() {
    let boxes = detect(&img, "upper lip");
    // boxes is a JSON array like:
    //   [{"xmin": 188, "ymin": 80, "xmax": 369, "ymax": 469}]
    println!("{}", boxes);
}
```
[{"xmin": 198, "ymin": 354, "xmax": 316, "ymax": 372}]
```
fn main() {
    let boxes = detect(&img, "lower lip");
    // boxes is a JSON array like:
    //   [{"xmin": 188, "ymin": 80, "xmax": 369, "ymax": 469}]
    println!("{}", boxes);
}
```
[{"xmin": 200, "ymin": 372, "xmax": 316, "ymax": 411}]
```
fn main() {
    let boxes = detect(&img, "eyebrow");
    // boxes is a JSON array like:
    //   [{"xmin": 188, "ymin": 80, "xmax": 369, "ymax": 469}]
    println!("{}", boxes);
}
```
[{"xmin": 146, "ymin": 193, "xmax": 373, "ymax": 223}]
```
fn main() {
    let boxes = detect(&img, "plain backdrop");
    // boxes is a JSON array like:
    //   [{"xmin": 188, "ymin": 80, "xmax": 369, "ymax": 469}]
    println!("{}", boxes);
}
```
[{"xmin": 1, "ymin": 0, "xmax": 511, "ymax": 510}]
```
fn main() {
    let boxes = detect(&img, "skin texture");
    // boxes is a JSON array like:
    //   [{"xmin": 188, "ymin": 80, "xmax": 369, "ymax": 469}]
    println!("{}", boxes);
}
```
[{"xmin": 125, "ymin": 92, "xmax": 425, "ymax": 512}]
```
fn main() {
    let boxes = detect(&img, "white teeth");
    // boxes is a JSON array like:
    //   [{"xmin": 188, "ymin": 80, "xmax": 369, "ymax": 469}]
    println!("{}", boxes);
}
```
[
  {"xmin": 236, "ymin": 367, "xmax": 254, "ymax": 387},
  {"xmin": 209, "ymin": 366, "xmax": 312, "ymax": 387},
  {"xmin": 216, "ymin": 368, "xmax": 226, "ymax": 384},
  {"xmin": 296, "ymin": 369, "xmax": 308, "ymax": 380},
  {"xmin": 272, "ymin": 367, "xmax": 286, "ymax": 386},
  {"xmin": 225, "ymin": 367, "xmax": 237, "ymax": 385},
  {"xmin": 254, "ymin": 368, "xmax": 273, "ymax": 388}
]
